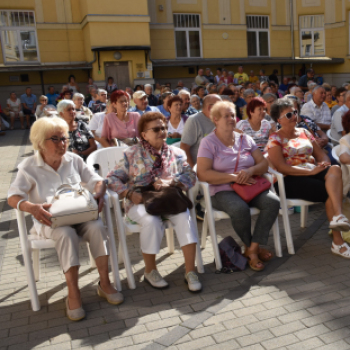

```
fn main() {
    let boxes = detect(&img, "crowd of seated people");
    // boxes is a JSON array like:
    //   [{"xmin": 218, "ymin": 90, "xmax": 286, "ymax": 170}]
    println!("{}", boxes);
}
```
[{"xmin": 8, "ymin": 66, "xmax": 350, "ymax": 323}]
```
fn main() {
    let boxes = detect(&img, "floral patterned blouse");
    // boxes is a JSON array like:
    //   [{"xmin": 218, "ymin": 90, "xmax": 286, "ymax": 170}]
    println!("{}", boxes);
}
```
[
  {"xmin": 106, "ymin": 142, "xmax": 196, "ymax": 213},
  {"xmin": 266, "ymin": 128, "xmax": 316, "ymax": 168}
]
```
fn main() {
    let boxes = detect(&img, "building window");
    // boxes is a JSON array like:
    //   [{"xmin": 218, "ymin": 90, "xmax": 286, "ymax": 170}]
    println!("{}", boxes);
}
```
[
  {"xmin": 0, "ymin": 10, "xmax": 40, "ymax": 63},
  {"xmin": 173, "ymin": 14, "xmax": 201, "ymax": 58},
  {"xmin": 299, "ymin": 15, "xmax": 325, "ymax": 57},
  {"xmin": 246, "ymin": 15, "xmax": 270, "ymax": 57}
]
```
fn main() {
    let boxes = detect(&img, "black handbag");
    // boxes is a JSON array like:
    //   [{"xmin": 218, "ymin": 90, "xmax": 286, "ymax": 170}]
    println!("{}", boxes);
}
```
[{"xmin": 137, "ymin": 184, "xmax": 193, "ymax": 216}]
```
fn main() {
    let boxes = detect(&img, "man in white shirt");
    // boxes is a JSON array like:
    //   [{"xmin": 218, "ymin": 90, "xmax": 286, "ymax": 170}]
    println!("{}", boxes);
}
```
[
  {"xmin": 195, "ymin": 69, "xmax": 208, "ymax": 86},
  {"xmin": 330, "ymin": 91, "xmax": 350, "ymax": 141},
  {"xmin": 300, "ymin": 86, "xmax": 331, "ymax": 131}
]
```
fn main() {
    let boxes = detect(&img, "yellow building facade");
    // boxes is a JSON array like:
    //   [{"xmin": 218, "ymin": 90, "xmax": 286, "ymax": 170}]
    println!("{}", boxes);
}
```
[{"xmin": 0, "ymin": 0, "xmax": 350, "ymax": 104}]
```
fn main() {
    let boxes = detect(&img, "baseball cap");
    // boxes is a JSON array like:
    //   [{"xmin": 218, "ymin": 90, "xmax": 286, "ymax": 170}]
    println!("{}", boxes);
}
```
[{"xmin": 133, "ymin": 90, "xmax": 147, "ymax": 100}]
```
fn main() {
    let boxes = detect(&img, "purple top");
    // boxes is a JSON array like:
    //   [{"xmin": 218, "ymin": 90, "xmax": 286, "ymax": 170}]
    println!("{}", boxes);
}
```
[{"xmin": 197, "ymin": 131, "xmax": 258, "ymax": 196}]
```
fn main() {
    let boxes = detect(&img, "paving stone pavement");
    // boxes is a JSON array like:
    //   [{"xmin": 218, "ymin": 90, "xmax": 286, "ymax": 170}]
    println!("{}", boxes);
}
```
[{"xmin": 1, "ymin": 130, "xmax": 350, "ymax": 350}]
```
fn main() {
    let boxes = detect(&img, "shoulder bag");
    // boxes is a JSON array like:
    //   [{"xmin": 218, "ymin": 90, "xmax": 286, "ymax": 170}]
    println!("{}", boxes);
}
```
[
  {"xmin": 230, "ymin": 134, "xmax": 271, "ymax": 203},
  {"xmin": 49, "ymin": 184, "xmax": 99, "ymax": 229}
]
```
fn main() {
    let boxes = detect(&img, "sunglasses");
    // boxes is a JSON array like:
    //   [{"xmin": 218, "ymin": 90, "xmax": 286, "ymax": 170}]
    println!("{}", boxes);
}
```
[
  {"xmin": 144, "ymin": 126, "xmax": 168, "ymax": 133},
  {"xmin": 280, "ymin": 109, "xmax": 298, "ymax": 120},
  {"xmin": 46, "ymin": 137, "xmax": 69, "ymax": 143}
]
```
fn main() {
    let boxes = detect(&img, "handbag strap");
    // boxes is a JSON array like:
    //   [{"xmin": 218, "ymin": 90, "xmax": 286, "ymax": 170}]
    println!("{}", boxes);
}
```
[{"xmin": 234, "ymin": 134, "xmax": 244, "ymax": 173}]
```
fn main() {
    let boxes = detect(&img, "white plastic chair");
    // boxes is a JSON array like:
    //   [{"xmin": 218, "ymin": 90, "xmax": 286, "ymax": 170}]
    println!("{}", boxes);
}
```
[
  {"xmin": 268, "ymin": 167, "xmax": 319, "ymax": 255},
  {"xmin": 87, "ymin": 148, "xmax": 204, "ymax": 290},
  {"xmin": 17, "ymin": 194, "xmax": 121, "ymax": 312},
  {"xmin": 198, "ymin": 174, "xmax": 282, "ymax": 271},
  {"xmin": 327, "ymin": 129, "xmax": 339, "ymax": 146},
  {"xmin": 332, "ymin": 144, "xmax": 341, "ymax": 163}
]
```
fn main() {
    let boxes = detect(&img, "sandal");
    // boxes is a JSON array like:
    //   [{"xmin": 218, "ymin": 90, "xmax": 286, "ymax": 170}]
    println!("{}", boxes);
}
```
[
  {"xmin": 331, "ymin": 242, "xmax": 350, "ymax": 259},
  {"xmin": 330, "ymin": 214, "xmax": 350, "ymax": 232},
  {"xmin": 258, "ymin": 248, "xmax": 273, "ymax": 262},
  {"xmin": 244, "ymin": 253, "xmax": 265, "ymax": 271}
]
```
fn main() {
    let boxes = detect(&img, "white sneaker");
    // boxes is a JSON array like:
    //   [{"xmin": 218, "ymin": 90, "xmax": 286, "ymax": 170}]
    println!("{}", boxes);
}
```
[
  {"xmin": 144, "ymin": 270, "xmax": 169, "ymax": 289},
  {"xmin": 185, "ymin": 271, "xmax": 202, "ymax": 292}
]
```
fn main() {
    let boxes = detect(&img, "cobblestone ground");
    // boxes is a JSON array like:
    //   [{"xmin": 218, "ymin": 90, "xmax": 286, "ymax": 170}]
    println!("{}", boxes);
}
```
[{"xmin": 1, "ymin": 130, "xmax": 350, "ymax": 350}]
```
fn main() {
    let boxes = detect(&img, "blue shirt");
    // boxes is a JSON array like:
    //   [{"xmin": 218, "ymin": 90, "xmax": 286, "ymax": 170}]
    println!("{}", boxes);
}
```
[
  {"xmin": 157, "ymin": 105, "xmax": 170, "ymax": 118},
  {"xmin": 130, "ymin": 105, "xmax": 160, "ymax": 116},
  {"xmin": 20, "ymin": 94, "xmax": 37, "ymax": 109},
  {"xmin": 46, "ymin": 93, "xmax": 59, "ymax": 106}
]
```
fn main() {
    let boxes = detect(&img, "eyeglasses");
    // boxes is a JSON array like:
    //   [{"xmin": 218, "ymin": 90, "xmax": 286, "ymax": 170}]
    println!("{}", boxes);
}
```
[
  {"xmin": 280, "ymin": 109, "xmax": 298, "ymax": 120},
  {"xmin": 144, "ymin": 126, "xmax": 167, "ymax": 133},
  {"xmin": 45, "ymin": 137, "xmax": 69, "ymax": 143}
]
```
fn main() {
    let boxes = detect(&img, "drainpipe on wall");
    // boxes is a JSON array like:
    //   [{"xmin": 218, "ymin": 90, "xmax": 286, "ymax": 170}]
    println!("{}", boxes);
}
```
[{"xmin": 290, "ymin": 0, "xmax": 295, "ymax": 76}]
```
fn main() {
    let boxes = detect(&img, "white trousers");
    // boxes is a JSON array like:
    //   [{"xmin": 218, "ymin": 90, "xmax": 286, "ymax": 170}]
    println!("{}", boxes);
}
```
[
  {"xmin": 127, "ymin": 205, "xmax": 198, "ymax": 255},
  {"xmin": 41, "ymin": 219, "xmax": 109, "ymax": 273}
]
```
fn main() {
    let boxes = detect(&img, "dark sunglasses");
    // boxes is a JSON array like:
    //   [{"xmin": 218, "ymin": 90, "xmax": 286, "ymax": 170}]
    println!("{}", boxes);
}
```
[
  {"xmin": 144, "ymin": 126, "xmax": 168, "ymax": 133},
  {"xmin": 280, "ymin": 109, "xmax": 298, "ymax": 120},
  {"xmin": 46, "ymin": 137, "xmax": 69, "ymax": 143}
]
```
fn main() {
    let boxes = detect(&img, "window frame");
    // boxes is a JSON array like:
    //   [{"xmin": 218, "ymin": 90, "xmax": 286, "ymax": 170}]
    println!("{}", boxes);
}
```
[
  {"xmin": 0, "ymin": 9, "xmax": 40, "ymax": 64},
  {"xmin": 299, "ymin": 15, "xmax": 325, "ymax": 58},
  {"xmin": 246, "ymin": 15, "xmax": 270, "ymax": 57},
  {"xmin": 173, "ymin": 13, "xmax": 203, "ymax": 59}
]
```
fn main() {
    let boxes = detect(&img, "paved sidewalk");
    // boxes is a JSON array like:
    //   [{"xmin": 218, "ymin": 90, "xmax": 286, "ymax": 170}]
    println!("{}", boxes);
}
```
[{"xmin": 1, "ymin": 130, "xmax": 350, "ymax": 350}]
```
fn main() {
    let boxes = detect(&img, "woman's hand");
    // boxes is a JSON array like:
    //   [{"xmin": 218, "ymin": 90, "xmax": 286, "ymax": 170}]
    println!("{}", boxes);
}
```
[
  {"xmin": 130, "ymin": 192, "xmax": 143, "ymax": 204},
  {"xmin": 234, "ymin": 169, "xmax": 257, "ymax": 185},
  {"xmin": 153, "ymin": 178, "xmax": 171, "ymax": 191},
  {"xmin": 30, "ymin": 203, "xmax": 52, "ymax": 226},
  {"xmin": 317, "ymin": 161, "xmax": 331, "ymax": 167},
  {"xmin": 171, "ymin": 132, "xmax": 182, "ymax": 139},
  {"xmin": 310, "ymin": 165, "xmax": 329, "ymax": 176}
]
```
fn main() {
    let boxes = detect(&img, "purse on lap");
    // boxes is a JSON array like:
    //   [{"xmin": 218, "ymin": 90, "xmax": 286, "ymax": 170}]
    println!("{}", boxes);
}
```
[
  {"xmin": 136, "ymin": 184, "xmax": 193, "ymax": 216},
  {"xmin": 49, "ymin": 184, "xmax": 99, "ymax": 229},
  {"xmin": 230, "ymin": 134, "xmax": 271, "ymax": 203}
]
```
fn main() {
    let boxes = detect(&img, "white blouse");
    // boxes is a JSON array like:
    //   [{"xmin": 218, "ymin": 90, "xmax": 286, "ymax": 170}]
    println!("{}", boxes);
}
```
[
  {"xmin": 168, "ymin": 118, "xmax": 184, "ymax": 135},
  {"xmin": 89, "ymin": 112, "xmax": 106, "ymax": 138},
  {"xmin": 8, "ymin": 151, "xmax": 102, "ymax": 235}
]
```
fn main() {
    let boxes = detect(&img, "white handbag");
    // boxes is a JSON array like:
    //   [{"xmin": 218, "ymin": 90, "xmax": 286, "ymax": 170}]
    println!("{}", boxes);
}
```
[{"xmin": 49, "ymin": 184, "xmax": 99, "ymax": 229}]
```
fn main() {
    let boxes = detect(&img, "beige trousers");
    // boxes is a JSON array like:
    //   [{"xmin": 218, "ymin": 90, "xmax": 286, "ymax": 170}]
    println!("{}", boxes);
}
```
[
  {"xmin": 42, "ymin": 219, "xmax": 109, "ymax": 273},
  {"xmin": 9, "ymin": 111, "xmax": 24, "ymax": 118}
]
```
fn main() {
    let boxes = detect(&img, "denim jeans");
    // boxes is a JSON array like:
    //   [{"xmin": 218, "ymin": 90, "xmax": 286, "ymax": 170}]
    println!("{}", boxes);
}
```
[{"xmin": 211, "ymin": 190, "xmax": 280, "ymax": 247}]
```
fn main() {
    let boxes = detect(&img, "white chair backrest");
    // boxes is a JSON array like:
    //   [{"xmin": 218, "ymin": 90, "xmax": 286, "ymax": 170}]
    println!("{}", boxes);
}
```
[
  {"xmin": 332, "ymin": 144, "xmax": 341, "ymax": 163},
  {"xmin": 86, "ymin": 147, "xmax": 127, "ymax": 178}
]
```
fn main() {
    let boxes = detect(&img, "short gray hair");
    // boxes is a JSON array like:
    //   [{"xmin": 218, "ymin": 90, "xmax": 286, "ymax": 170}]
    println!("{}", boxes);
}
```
[
  {"xmin": 57, "ymin": 99, "xmax": 75, "ymax": 114},
  {"xmin": 312, "ymin": 85, "xmax": 325, "ymax": 94},
  {"xmin": 98, "ymin": 89, "xmax": 107, "ymax": 96},
  {"xmin": 261, "ymin": 93, "xmax": 277, "ymax": 102},
  {"xmin": 307, "ymin": 81, "xmax": 317, "ymax": 88},
  {"xmin": 270, "ymin": 98, "xmax": 294, "ymax": 123},
  {"xmin": 243, "ymin": 89, "xmax": 255, "ymax": 98},
  {"xmin": 72, "ymin": 93, "xmax": 85, "ymax": 101},
  {"xmin": 289, "ymin": 86, "xmax": 298, "ymax": 95},
  {"xmin": 190, "ymin": 94, "xmax": 200, "ymax": 102},
  {"xmin": 144, "ymin": 84, "xmax": 153, "ymax": 91},
  {"xmin": 30, "ymin": 117, "xmax": 69, "ymax": 151},
  {"xmin": 178, "ymin": 89, "xmax": 190, "ymax": 97}
]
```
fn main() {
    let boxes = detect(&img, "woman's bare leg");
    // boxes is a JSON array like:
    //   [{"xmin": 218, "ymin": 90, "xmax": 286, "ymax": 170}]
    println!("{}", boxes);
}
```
[
  {"xmin": 143, "ymin": 253, "xmax": 157, "ymax": 273},
  {"xmin": 95, "ymin": 255, "xmax": 118, "ymax": 293},
  {"xmin": 181, "ymin": 243, "xmax": 196, "ymax": 274},
  {"xmin": 64, "ymin": 266, "xmax": 81, "ymax": 310}
]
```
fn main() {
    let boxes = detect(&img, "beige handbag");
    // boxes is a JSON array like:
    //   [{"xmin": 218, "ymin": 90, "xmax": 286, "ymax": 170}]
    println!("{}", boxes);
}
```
[{"xmin": 49, "ymin": 184, "xmax": 99, "ymax": 229}]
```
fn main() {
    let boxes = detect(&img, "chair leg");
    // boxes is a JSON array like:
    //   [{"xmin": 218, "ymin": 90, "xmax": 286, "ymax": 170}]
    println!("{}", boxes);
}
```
[
  {"xmin": 272, "ymin": 218, "xmax": 282, "ymax": 258},
  {"xmin": 32, "ymin": 249, "xmax": 40, "ymax": 281},
  {"xmin": 201, "ymin": 212, "xmax": 208, "ymax": 249},
  {"xmin": 281, "ymin": 204, "xmax": 295, "ymax": 255},
  {"xmin": 87, "ymin": 243, "xmax": 97, "ymax": 268},
  {"xmin": 165, "ymin": 228, "xmax": 175, "ymax": 254},
  {"xmin": 110, "ymin": 193, "xmax": 136, "ymax": 289},
  {"xmin": 118, "ymin": 243, "xmax": 123, "ymax": 265},
  {"xmin": 301, "ymin": 206, "xmax": 308, "ymax": 228},
  {"xmin": 102, "ymin": 196, "xmax": 122, "ymax": 292}
]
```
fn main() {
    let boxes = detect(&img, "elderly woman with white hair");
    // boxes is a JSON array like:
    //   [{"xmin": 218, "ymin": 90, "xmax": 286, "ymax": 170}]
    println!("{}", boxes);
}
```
[
  {"xmin": 35, "ymin": 95, "xmax": 56, "ymax": 118},
  {"xmin": 73, "ymin": 93, "xmax": 93, "ymax": 123},
  {"xmin": 290, "ymin": 86, "xmax": 305, "ymax": 105},
  {"xmin": 304, "ymin": 81, "xmax": 317, "ymax": 103},
  {"xmin": 144, "ymin": 84, "xmax": 158, "ymax": 106},
  {"xmin": 190, "ymin": 95, "xmax": 201, "ymax": 112},
  {"xmin": 57, "ymin": 100, "xmax": 96, "ymax": 160},
  {"xmin": 8, "ymin": 117, "xmax": 123, "ymax": 321}
]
